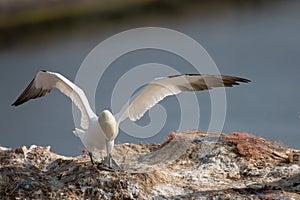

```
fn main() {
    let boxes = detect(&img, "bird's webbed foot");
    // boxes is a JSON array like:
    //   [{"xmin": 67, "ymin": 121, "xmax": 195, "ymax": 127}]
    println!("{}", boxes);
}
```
[{"xmin": 100, "ymin": 154, "xmax": 122, "ymax": 171}]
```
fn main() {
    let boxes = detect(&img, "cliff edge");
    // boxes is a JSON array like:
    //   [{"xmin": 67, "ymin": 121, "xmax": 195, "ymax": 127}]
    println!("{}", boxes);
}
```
[{"xmin": 1, "ymin": 131, "xmax": 299, "ymax": 199}]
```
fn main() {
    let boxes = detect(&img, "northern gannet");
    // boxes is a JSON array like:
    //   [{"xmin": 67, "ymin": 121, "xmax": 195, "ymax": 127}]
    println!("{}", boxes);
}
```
[{"xmin": 12, "ymin": 70, "xmax": 250, "ymax": 169}]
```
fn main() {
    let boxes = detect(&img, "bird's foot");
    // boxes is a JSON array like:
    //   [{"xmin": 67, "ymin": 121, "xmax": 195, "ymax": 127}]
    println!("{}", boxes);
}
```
[
  {"xmin": 96, "ymin": 163, "xmax": 117, "ymax": 172},
  {"xmin": 89, "ymin": 165, "xmax": 99, "ymax": 172},
  {"xmin": 99, "ymin": 155, "xmax": 122, "ymax": 171}
]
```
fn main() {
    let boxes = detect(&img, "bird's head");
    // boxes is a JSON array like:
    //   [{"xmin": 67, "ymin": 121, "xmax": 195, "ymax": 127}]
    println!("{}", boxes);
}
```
[
  {"xmin": 98, "ymin": 110, "xmax": 118, "ymax": 140},
  {"xmin": 99, "ymin": 110, "xmax": 114, "ymax": 122}
]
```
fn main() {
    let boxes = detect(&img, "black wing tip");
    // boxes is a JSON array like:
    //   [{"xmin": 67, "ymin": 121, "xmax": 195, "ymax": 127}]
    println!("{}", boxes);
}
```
[
  {"xmin": 11, "ymin": 77, "xmax": 37, "ymax": 107},
  {"xmin": 222, "ymin": 76, "xmax": 251, "ymax": 88},
  {"xmin": 11, "ymin": 100, "xmax": 22, "ymax": 106},
  {"xmin": 168, "ymin": 74, "xmax": 251, "ymax": 83},
  {"xmin": 11, "ymin": 103, "xmax": 18, "ymax": 107},
  {"xmin": 236, "ymin": 77, "xmax": 251, "ymax": 84},
  {"xmin": 12, "ymin": 71, "xmax": 51, "ymax": 107},
  {"xmin": 11, "ymin": 97, "xmax": 27, "ymax": 106}
]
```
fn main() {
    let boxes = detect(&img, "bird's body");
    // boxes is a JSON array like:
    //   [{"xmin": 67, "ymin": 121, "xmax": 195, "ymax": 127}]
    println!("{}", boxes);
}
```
[
  {"xmin": 12, "ymin": 70, "xmax": 250, "ymax": 169},
  {"xmin": 73, "ymin": 117, "xmax": 106, "ymax": 153}
]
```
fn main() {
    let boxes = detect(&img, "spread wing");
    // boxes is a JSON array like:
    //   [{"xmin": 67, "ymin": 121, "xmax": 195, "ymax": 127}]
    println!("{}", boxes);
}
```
[
  {"xmin": 12, "ymin": 70, "xmax": 96, "ymax": 129},
  {"xmin": 116, "ymin": 74, "xmax": 250, "ymax": 124}
]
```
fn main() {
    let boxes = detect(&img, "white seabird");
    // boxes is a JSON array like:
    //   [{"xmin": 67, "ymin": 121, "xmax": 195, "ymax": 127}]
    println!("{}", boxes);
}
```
[{"xmin": 12, "ymin": 70, "xmax": 250, "ymax": 169}]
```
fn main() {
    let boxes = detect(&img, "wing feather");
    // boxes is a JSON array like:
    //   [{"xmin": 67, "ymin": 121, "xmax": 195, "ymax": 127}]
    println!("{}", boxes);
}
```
[
  {"xmin": 117, "ymin": 74, "xmax": 250, "ymax": 123},
  {"xmin": 12, "ymin": 70, "xmax": 96, "ymax": 129}
]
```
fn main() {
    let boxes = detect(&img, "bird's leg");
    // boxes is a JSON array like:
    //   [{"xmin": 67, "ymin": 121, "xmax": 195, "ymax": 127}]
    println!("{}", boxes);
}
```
[
  {"xmin": 102, "ymin": 153, "xmax": 122, "ymax": 171},
  {"xmin": 88, "ymin": 152, "xmax": 95, "ymax": 165},
  {"xmin": 102, "ymin": 139, "xmax": 122, "ymax": 170},
  {"xmin": 103, "ymin": 153, "xmax": 111, "ymax": 166}
]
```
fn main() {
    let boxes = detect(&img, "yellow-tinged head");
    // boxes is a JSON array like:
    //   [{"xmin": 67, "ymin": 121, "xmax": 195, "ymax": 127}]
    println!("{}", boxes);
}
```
[{"xmin": 98, "ymin": 110, "xmax": 118, "ymax": 140}]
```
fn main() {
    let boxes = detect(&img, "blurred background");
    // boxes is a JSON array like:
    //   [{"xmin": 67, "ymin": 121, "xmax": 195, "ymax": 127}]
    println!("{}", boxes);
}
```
[{"xmin": 1, "ymin": 0, "xmax": 299, "ymax": 156}]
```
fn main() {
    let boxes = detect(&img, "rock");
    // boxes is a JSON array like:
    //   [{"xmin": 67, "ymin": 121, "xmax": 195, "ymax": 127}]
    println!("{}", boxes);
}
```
[{"xmin": 0, "ymin": 131, "xmax": 299, "ymax": 199}]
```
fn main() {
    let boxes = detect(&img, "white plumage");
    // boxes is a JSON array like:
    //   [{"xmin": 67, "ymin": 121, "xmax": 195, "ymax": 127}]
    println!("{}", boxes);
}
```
[{"xmin": 12, "ymin": 70, "xmax": 250, "ymax": 169}]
